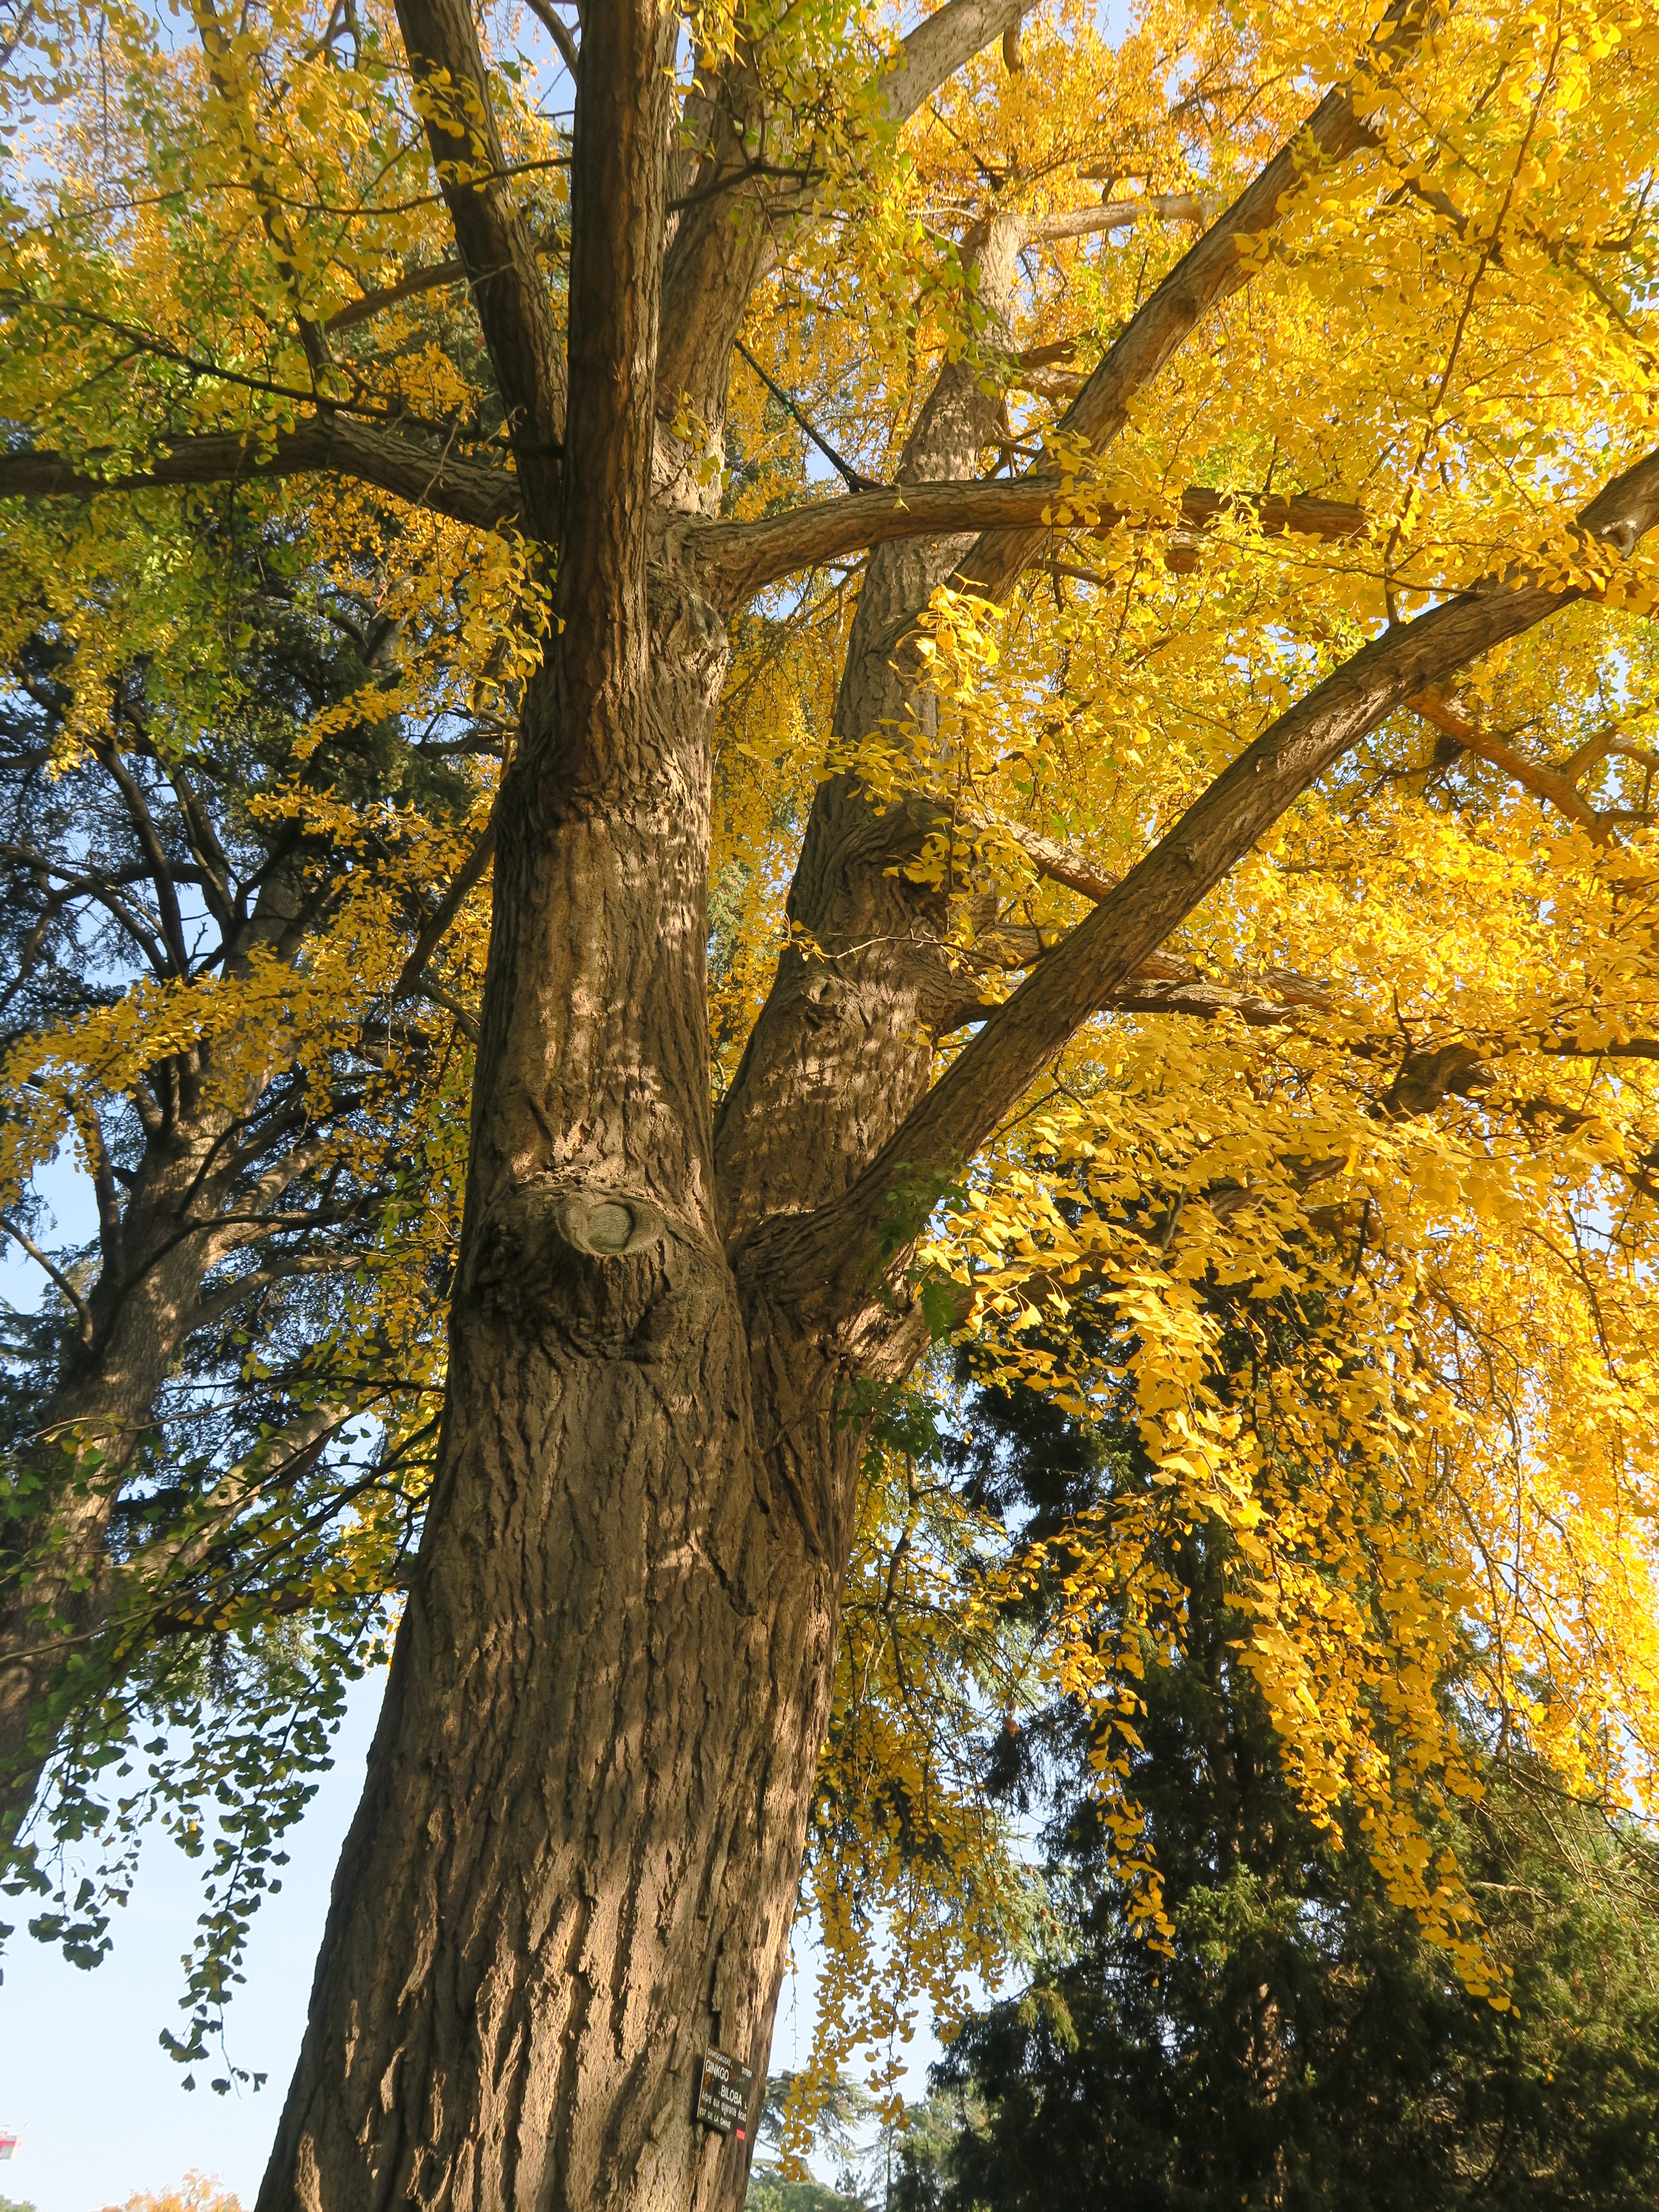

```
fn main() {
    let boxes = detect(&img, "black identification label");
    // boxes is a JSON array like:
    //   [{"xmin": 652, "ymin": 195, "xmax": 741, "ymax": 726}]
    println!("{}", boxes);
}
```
[{"xmin": 695, "ymin": 2046, "xmax": 754, "ymax": 2139}]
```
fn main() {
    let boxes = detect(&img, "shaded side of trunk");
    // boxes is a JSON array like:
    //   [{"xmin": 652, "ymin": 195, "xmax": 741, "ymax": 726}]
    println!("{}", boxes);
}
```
[{"xmin": 712, "ymin": 348, "xmax": 1008, "ymax": 1250}]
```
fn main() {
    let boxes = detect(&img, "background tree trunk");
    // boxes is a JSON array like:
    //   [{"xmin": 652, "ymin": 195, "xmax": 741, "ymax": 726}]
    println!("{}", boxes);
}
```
[
  {"xmin": 0, "ymin": 853, "xmax": 339, "ymax": 1840},
  {"xmin": 0, "ymin": 1108, "xmax": 253, "ymax": 1838}
]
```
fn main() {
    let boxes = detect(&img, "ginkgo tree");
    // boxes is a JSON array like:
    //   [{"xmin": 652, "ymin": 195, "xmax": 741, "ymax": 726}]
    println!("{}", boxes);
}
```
[{"xmin": 5, "ymin": 0, "xmax": 1659, "ymax": 2206}]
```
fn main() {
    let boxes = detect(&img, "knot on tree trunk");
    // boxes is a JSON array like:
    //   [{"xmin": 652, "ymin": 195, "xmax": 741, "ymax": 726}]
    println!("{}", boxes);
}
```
[{"xmin": 460, "ymin": 1175, "xmax": 679, "ymax": 1351}]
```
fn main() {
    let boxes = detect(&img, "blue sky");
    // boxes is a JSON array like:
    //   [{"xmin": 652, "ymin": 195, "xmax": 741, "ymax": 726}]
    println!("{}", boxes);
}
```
[{"xmin": 1, "ymin": 1672, "xmax": 382, "ymax": 2212}]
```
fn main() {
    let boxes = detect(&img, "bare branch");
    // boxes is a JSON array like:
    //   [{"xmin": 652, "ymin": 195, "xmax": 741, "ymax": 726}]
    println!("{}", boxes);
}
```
[
  {"xmin": 324, "ymin": 225, "xmax": 569, "ymax": 335},
  {"xmin": 392, "ymin": 0, "xmax": 569, "ymax": 534},
  {"xmin": 1027, "ymin": 192, "xmax": 1208, "ymax": 243},
  {"xmin": 689, "ymin": 482, "xmax": 1367, "ymax": 606},
  {"xmin": 733, "ymin": 339, "xmax": 875, "ymax": 492},
  {"xmin": 324, "ymin": 257, "xmax": 467, "ymax": 332},
  {"xmin": 0, "ymin": 1216, "xmax": 93, "ymax": 1341},
  {"xmin": 90, "ymin": 730, "xmax": 195, "ymax": 976},
  {"xmin": 520, "ymin": 0, "xmax": 579, "ymax": 77},
  {"xmin": 189, "ymin": 1254, "xmax": 369, "ymax": 1337}
]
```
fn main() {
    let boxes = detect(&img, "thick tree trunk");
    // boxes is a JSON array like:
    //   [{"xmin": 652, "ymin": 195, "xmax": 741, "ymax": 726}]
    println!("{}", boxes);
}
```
[
  {"xmin": 260, "ymin": 1286, "xmax": 855, "ymax": 2210},
  {"xmin": 259, "ymin": 571, "xmax": 875, "ymax": 2207}
]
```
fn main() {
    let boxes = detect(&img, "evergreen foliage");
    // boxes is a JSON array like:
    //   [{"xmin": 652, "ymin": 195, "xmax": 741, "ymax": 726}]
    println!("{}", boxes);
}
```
[{"xmin": 895, "ymin": 1353, "xmax": 1659, "ymax": 2212}]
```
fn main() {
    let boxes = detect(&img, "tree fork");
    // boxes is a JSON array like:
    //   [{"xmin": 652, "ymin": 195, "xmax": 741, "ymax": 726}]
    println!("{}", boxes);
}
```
[{"xmin": 254, "ymin": 5, "xmax": 1475, "ymax": 2203}]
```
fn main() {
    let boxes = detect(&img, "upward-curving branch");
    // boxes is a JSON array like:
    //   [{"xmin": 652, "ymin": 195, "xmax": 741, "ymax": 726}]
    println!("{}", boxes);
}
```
[{"xmin": 747, "ymin": 448, "xmax": 1659, "ymax": 1318}]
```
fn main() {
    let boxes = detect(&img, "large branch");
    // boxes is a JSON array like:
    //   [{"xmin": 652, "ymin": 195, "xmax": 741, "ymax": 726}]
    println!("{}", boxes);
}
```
[
  {"xmin": 1027, "ymin": 192, "xmax": 1208, "ymax": 243},
  {"xmin": 951, "ymin": 0, "xmax": 1431, "ymax": 607},
  {"xmin": 744, "ymin": 449, "xmax": 1659, "ymax": 1317},
  {"xmin": 876, "ymin": 0, "xmax": 1028, "ymax": 125},
  {"xmin": 656, "ymin": 0, "xmax": 1027, "ymax": 419},
  {"xmin": 392, "ymin": 0, "xmax": 568, "ymax": 536},
  {"xmin": 0, "ymin": 421, "xmax": 518, "ymax": 531},
  {"xmin": 688, "ymin": 482, "xmax": 1366, "ymax": 605},
  {"xmin": 950, "ymin": 809, "xmax": 1336, "ymax": 1022},
  {"xmin": 548, "ymin": 0, "xmax": 672, "ymax": 781}
]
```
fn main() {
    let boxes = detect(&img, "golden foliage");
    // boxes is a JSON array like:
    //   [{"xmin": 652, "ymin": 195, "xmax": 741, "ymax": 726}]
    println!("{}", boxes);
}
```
[
  {"xmin": 8, "ymin": 0, "xmax": 1659, "ymax": 2119},
  {"xmin": 100, "ymin": 2174, "xmax": 242, "ymax": 2212}
]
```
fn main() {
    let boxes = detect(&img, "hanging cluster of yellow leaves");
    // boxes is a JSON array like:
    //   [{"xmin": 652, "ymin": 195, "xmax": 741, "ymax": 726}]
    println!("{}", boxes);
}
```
[{"xmin": 5, "ymin": 0, "xmax": 1659, "ymax": 2112}]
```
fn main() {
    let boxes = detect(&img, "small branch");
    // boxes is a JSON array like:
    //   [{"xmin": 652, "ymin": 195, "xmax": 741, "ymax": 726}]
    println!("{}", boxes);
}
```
[
  {"xmin": 325, "ymin": 257, "xmax": 467, "ymax": 333},
  {"xmin": 1026, "ymin": 191, "xmax": 1208, "ymax": 243},
  {"xmin": 521, "ymin": 0, "xmax": 579, "ymax": 77},
  {"xmin": 414, "ymin": 978, "xmax": 482, "ymax": 1042},
  {"xmin": 325, "ymin": 226, "xmax": 570, "ymax": 336},
  {"xmin": 733, "ymin": 339, "xmax": 876, "ymax": 494},
  {"xmin": 0, "ymin": 1216, "xmax": 93, "ymax": 1340},
  {"xmin": 1410, "ymin": 688, "xmax": 1608, "ymax": 837},
  {"xmin": 91, "ymin": 726, "xmax": 195, "ymax": 975},
  {"xmin": 395, "ymin": 806, "xmax": 498, "ymax": 1002},
  {"xmin": 190, "ymin": 1251, "xmax": 367, "ymax": 1336}
]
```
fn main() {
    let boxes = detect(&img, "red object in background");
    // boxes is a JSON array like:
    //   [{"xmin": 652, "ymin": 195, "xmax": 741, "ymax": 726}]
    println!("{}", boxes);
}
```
[{"xmin": 0, "ymin": 2129, "xmax": 19, "ymax": 2161}]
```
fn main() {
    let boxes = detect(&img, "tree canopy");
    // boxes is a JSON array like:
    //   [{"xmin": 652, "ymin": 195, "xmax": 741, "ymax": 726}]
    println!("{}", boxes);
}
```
[{"xmin": 3, "ymin": 0, "xmax": 1659, "ymax": 2200}]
